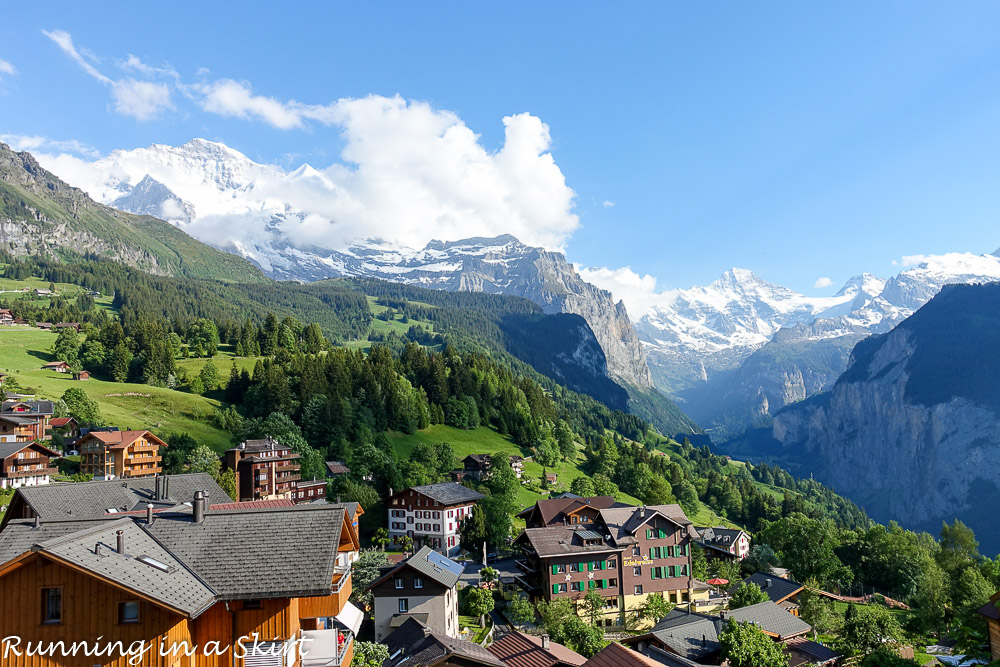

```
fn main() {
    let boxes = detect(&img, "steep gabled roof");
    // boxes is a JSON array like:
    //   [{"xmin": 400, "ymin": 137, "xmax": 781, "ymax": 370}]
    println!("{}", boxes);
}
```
[
  {"xmin": 383, "ymin": 617, "xmax": 505, "ymax": 667},
  {"xmin": 726, "ymin": 601, "xmax": 812, "ymax": 639},
  {"xmin": 488, "ymin": 631, "xmax": 587, "ymax": 667},
  {"xmin": 394, "ymin": 481, "xmax": 485, "ymax": 506},
  {"xmin": 1, "ymin": 473, "xmax": 227, "ymax": 530},
  {"xmin": 79, "ymin": 430, "xmax": 168, "ymax": 450},
  {"xmin": 145, "ymin": 504, "xmax": 347, "ymax": 599},
  {"xmin": 582, "ymin": 642, "xmax": 667, "ymax": 667},
  {"xmin": 0, "ymin": 441, "xmax": 60, "ymax": 460},
  {"xmin": 733, "ymin": 572, "xmax": 804, "ymax": 604},
  {"xmin": 623, "ymin": 608, "xmax": 722, "ymax": 660},
  {"xmin": 29, "ymin": 518, "xmax": 216, "ymax": 617},
  {"xmin": 599, "ymin": 504, "xmax": 698, "ymax": 545},
  {"xmin": 368, "ymin": 545, "xmax": 463, "ymax": 591},
  {"xmin": 1, "ymin": 400, "xmax": 55, "ymax": 416},
  {"xmin": 517, "ymin": 496, "xmax": 621, "ymax": 526}
]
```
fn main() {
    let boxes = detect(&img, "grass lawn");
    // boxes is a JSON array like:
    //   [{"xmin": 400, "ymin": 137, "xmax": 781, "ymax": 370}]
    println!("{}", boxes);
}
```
[
  {"xmin": 0, "ymin": 327, "xmax": 232, "ymax": 450},
  {"xmin": 386, "ymin": 424, "xmax": 643, "ymax": 510},
  {"xmin": 342, "ymin": 296, "xmax": 441, "ymax": 353},
  {"xmin": 173, "ymin": 344, "xmax": 261, "ymax": 379},
  {"xmin": 458, "ymin": 614, "xmax": 491, "ymax": 643}
]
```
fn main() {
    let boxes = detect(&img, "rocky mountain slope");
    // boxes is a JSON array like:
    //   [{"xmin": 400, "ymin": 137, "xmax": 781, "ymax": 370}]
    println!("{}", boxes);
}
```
[
  {"xmin": 40, "ymin": 139, "xmax": 654, "ymax": 391},
  {"xmin": 0, "ymin": 142, "xmax": 265, "ymax": 283},
  {"xmin": 727, "ymin": 283, "xmax": 1000, "ymax": 554},
  {"xmin": 638, "ymin": 255, "xmax": 1000, "ymax": 440}
]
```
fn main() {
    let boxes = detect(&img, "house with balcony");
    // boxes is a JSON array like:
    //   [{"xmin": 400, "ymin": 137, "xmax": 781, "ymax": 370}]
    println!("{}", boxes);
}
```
[
  {"xmin": 518, "ymin": 495, "xmax": 625, "ymax": 528},
  {"xmin": 224, "ymin": 436, "xmax": 302, "ymax": 501},
  {"xmin": 78, "ymin": 430, "xmax": 167, "ymax": 479},
  {"xmin": 367, "ymin": 545, "xmax": 463, "ymax": 643},
  {"xmin": 0, "ymin": 399, "xmax": 55, "ymax": 442},
  {"xmin": 514, "ymin": 503, "xmax": 711, "ymax": 627},
  {"xmin": 387, "ymin": 482, "xmax": 485, "ymax": 556},
  {"xmin": 695, "ymin": 526, "xmax": 751, "ymax": 562},
  {"xmin": 0, "ymin": 442, "xmax": 60, "ymax": 490},
  {"xmin": 0, "ymin": 492, "xmax": 362, "ymax": 667},
  {"xmin": 462, "ymin": 453, "xmax": 525, "ymax": 481}
]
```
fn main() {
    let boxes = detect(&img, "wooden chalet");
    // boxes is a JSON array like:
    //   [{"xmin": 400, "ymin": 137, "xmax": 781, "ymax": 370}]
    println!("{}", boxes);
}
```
[
  {"xmin": 0, "ymin": 441, "xmax": 60, "ymax": 490},
  {"xmin": 42, "ymin": 360, "xmax": 71, "ymax": 373},
  {"xmin": 78, "ymin": 430, "xmax": 167, "ymax": 479},
  {"xmin": 73, "ymin": 370, "xmax": 91, "ymax": 381},
  {"xmin": 0, "ymin": 308, "xmax": 13, "ymax": 324},
  {"xmin": 0, "ymin": 399, "xmax": 55, "ymax": 442},
  {"xmin": 0, "ymin": 490, "xmax": 362, "ymax": 667}
]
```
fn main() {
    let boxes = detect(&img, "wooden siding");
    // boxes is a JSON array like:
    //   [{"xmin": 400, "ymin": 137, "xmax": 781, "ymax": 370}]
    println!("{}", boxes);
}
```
[{"xmin": 0, "ymin": 555, "xmax": 194, "ymax": 667}]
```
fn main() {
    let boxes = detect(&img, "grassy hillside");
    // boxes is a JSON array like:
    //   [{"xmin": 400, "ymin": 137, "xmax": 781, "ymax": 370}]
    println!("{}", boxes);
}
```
[
  {"xmin": 0, "ymin": 142, "xmax": 266, "ymax": 283},
  {"xmin": 0, "ymin": 327, "xmax": 231, "ymax": 449}
]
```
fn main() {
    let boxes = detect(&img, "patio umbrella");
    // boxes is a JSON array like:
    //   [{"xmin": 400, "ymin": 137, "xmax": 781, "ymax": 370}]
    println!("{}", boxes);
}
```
[{"xmin": 706, "ymin": 577, "xmax": 729, "ymax": 595}]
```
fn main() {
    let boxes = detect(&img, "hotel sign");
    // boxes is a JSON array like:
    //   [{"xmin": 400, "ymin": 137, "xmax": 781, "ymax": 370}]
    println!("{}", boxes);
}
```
[{"xmin": 623, "ymin": 557, "xmax": 652, "ymax": 567}]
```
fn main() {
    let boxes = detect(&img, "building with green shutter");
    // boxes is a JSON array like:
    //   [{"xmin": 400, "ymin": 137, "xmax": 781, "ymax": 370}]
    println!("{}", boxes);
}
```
[{"xmin": 512, "ymin": 502, "xmax": 712, "ymax": 627}]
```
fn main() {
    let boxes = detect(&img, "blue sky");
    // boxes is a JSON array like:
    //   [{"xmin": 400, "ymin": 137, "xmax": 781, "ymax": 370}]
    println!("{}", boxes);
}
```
[{"xmin": 2, "ymin": 2, "xmax": 999, "ymax": 304}]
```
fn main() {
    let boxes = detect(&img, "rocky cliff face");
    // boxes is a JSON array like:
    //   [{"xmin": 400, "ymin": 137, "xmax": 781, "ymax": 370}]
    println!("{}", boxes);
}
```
[
  {"xmin": 761, "ymin": 283, "xmax": 1000, "ymax": 554},
  {"xmin": 0, "ymin": 144, "xmax": 165, "ymax": 273}
]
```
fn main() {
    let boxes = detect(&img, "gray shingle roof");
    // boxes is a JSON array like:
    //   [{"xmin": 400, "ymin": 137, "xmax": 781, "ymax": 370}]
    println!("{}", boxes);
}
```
[
  {"xmin": 383, "ymin": 617, "xmax": 505, "ymax": 667},
  {"xmin": 517, "ymin": 526, "xmax": 619, "ymax": 557},
  {"xmin": 639, "ymin": 609, "xmax": 722, "ymax": 660},
  {"xmin": 370, "ymin": 545, "xmax": 463, "ymax": 590},
  {"xmin": 1, "ymin": 400, "xmax": 54, "ymax": 416},
  {"xmin": 36, "ymin": 518, "xmax": 216, "ymax": 617},
  {"xmin": 598, "ymin": 505, "xmax": 698, "ymax": 546},
  {"xmin": 726, "ymin": 600, "xmax": 812, "ymax": 638},
  {"xmin": 0, "ymin": 441, "xmax": 59, "ymax": 460},
  {"xmin": 13, "ymin": 473, "xmax": 227, "ymax": 520},
  {"xmin": 406, "ymin": 481, "xmax": 484, "ymax": 505},
  {"xmin": 733, "ymin": 572, "xmax": 804, "ymax": 604},
  {"xmin": 145, "ymin": 503, "xmax": 346, "ymax": 599},
  {"xmin": 0, "ymin": 517, "xmax": 115, "ymax": 565}
]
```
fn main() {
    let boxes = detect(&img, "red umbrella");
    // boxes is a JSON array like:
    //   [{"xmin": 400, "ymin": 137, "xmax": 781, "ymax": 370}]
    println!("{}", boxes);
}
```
[{"xmin": 706, "ymin": 578, "xmax": 729, "ymax": 586}]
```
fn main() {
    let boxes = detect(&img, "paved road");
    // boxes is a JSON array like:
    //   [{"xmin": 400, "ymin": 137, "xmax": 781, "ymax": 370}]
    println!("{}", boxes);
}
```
[{"xmin": 460, "ymin": 557, "xmax": 521, "ymax": 587}]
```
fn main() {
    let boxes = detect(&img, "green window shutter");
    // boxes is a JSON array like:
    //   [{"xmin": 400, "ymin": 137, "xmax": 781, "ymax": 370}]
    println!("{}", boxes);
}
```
[
  {"xmin": 659, "ymin": 528, "xmax": 666, "ymax": 539},
  {"xmin": 579, "ymin": 562, "xmax": 585, "ymax": 572},
  {"xmin": 553, "ymin": 584, "xmax": 559, "ymax": 594},
  {"xmin": 552, "ymin": 564, "xmax": 558, "ymax": 575},
  {"xmin": 601, "ymin": 579, "xmax": 608, "ymax": 589},
  {"xmin": 646, "ymin": 529, "xmax": 652, "ymax": 539},
  {"xmin": 588, "ymin": 561, "xmax": 593, "ymax": 571}
]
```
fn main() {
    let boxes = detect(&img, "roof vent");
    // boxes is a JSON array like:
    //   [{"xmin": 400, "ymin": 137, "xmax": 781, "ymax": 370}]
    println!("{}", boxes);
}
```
[
  {"xmin": 116, "ymin": 529, "xmax": 126, "ymax": 555},
  {"xmin": 193, "ymin": 490, "xmax": 205, "ymax": 524},
  {"xmin": 765, "ymin": 578, "xmax": 772, "ymax": 588}
]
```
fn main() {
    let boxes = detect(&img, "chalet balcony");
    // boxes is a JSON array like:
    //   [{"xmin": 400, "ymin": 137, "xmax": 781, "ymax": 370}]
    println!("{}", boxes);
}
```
[
  {"xmin": 10, "ymin": 456, "xmax": 49, "ymax": 465},
  {"xmin": 5, "ymin": 466, "xmax": 57, "ymax": 478},
  {"xmin": 300, "ymin": 629, "xmax": 353, "ymax": 667}
]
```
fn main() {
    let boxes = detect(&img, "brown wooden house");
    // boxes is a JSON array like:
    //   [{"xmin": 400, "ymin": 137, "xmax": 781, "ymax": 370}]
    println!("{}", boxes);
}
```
[
  {"xmin": 224, "ymin": 437, "xmax": 302, "ymax": 501},
  {"xmin": 0, "ymin": 399, "xmax": 55, "ymax": 442},
  {"xmin": 42, "ymin": 360, "xmax": 71, "ymax": 373},
  {"xmin": 0, "ymin": 441, "xmax": 60, "ymax": 490},
  {"xmin": 0, "ymin": 495, "xmax": 362, "ymax": 667},
  {"xmin": 978, "ymin": 590, "xmax": 1000, "ymax": 660},
  {"xmin": 78, "ymin": 430, "xmax": 167, "ymax": 479}
]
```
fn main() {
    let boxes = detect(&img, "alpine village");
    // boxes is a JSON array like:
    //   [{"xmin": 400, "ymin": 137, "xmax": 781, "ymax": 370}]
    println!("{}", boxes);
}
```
[{"xmin": 3, "ymin": 8, "xmax": 1000, "ymax": 667}]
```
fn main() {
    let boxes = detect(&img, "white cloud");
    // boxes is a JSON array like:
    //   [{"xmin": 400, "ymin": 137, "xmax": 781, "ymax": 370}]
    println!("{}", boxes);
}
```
[
  {"xmin": 121, "ymin": 54, "xmax": 178, "ymax": 79},
  {"xmin": 813, "ymin": 276, "xmax": 834, "ymax": 288},
  {"xmin": 43, "ymin": 29, "xmax": 111, "ymax": 84},
  {"xmin": 577, "ymin": 265, "xmax": 664, "ymax": 316},
  {"xmin": 112, "ymin": 79, "xmax": 173, "ymax": 121},
  {"xmin": 43, "ymin": 29, "xmax": 173, "ymax": 121},
  {"xmin": 0, "ymin": 134, "xmax": 100, "ymax": 158},
  {"xmin": 193, "ymin": 79, "xmax": 319, "ymax": 130},
  {"xmin": 603, "ymin": 200, "xmax": 615, "ymax": 208},
  {"xmin": 0, "ymin": 59, "xmax": 15, "ymax": 76}
]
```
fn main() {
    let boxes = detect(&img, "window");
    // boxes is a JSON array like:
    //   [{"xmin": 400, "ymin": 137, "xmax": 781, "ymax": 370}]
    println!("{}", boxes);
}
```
[
  {"xmin": 395, "ymin": 577, "xmax": 405, "ymax": 589},
  {"xmin": 244, "ymin": 599, "xmax": 262, "ymax": 610},
  {"xmin": 551, "ymin": 563, "xmax": 565, "ymax": 575},
  {"xmin": 606, "ymin": 558, "xmax": 616, "ymax": 569},
  {"xmin": 633, "ymin": 566, "xmax": 641, "ymax": 576},
  {"xmin": 604, "ymin": 597, "xmax": 619, "ymax": 609},
  {"xmin": 632, "ymin": 547, "xmax": 640, "ymax": 557},
  {"xmin": 609, "ymin": 578, "xmax": 618, "ymax": 587},
  {"xmin": 399, "ymin": 599, "xmax": 409, "ymax": 613},
  {"xmin": 414, "ymin": 577, "xmax": 424, "ymax": 589},
  {"xmin": 41, "ymin": 588, "xmax": 61, "ymax": 624},
  {"xmin": 118, "ymin": 601, "xmax": 140, "ymax": 624},
  {"xmin": 634, "ymin": 585, "xmax": 643, "ymax": 595}
]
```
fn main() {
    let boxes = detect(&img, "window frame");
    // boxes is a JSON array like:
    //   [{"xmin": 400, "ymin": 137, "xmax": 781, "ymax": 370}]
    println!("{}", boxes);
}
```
[
  {"xmin": 118, "ymin": 600, "xmax": 141, "ymax": 625},
  {"xmin": 41, "ymin": 587, "xmax": 62, "ymax": 625}
]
